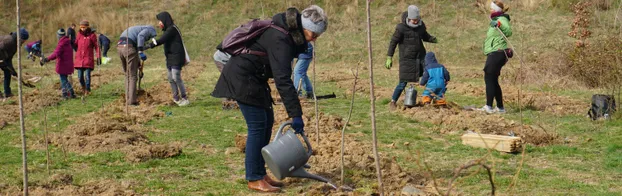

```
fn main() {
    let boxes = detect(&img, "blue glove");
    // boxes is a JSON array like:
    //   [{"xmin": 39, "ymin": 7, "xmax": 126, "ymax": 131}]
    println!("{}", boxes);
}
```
[
  {"xmin": 490, "ymin": 20, "xmax": 500, "ymax": 28},
  {"xmin": 292, "ymin": 117, "xmax": 304, "ymax": 134},
  {"xmin": 139, "ymin": 52, "xmax": 147, "ymax": 61}
]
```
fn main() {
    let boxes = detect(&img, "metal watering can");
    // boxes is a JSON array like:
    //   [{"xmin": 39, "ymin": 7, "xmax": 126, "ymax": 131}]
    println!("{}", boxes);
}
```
[
  {"xmin": 404, "ymin": 84, "xmax": 418, "ymax": 107},
  {"xmin": 261, "ymin": 122, "xmax": 337, "ymax": 189}
]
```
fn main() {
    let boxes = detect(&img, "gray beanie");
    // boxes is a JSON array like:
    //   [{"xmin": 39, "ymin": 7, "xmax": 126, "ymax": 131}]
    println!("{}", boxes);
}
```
[
  {"xmin": 407, "ymin": 5, "xmax": 420, "ymax": 20},
  {"xmin": 56, "ymin": 28, "xmax": 66, "ymax": 40},
  {"xmin": 301, "ymin": 5, "xmax": 328, "ymax": 34}
]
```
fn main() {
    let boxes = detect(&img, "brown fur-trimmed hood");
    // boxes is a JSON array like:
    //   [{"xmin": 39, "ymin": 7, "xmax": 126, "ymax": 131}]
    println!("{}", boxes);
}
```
[{"xmin": 285, "ymin": 7, "xmax": 305, "ymax": 45}]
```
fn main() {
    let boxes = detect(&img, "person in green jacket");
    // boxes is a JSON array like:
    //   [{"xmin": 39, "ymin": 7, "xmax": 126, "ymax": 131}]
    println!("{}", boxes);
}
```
[{"xmin": 480, "ymin": 0, "xmax": 512, "ymax": 114}]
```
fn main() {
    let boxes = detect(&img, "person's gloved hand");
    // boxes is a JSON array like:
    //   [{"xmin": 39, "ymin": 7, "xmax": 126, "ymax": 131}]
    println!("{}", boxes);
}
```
[
  {"xmin": 139, "ymin": 52, "xmax": 147, "ymax": 61},
  {"xmin": 431, "ymin": 36, "xmax": 438, "ymax": 43},
  {"xmin": 145, "ymin": 42, "xmax": 155, "ymax": 50},
  {"xmin": 40, "ymin": 57, "xmax": 48, "ymax": 66},
  {"xmin": 292, "ymin": 117, "xmax": 305, "ymax": 134},
  {"xmin": 96, "ymin": 57, "xmax": 101, "ymax": 65},
  {"xmin": 385, "ymin": 57, "xmax": 392, "ymax": 69},
  {"xmin": 490, "ymin": 20, "xmax": 500, "ymax": 28}
]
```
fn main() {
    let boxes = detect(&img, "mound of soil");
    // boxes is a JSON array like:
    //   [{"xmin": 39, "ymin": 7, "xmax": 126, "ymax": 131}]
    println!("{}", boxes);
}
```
[
  {"xmin": 49, "ymin": 106, "xmax": 154, "ymax": 154},
  {"xmin": 0, "ymin": 68, "xmax": 122, "ymax": 125},
  {"xmin": 235, "ymin": 134, "xmax": 247, "ymax": 153},
  {"xmin": 135, "ymin": 84, "xmax": 177, "ymax": 106},
  {"xmin": 124, "ymin": 143, "xmax": 183, "ymax": 162},
  {"xmin": 271, "ymin": 106, "xmax": 429, "ymax": 195}
]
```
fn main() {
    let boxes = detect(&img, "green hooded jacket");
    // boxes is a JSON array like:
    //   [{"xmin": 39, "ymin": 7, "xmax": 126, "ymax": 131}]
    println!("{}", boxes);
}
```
[{"xmin": 483, "ymin": 14, "xmax": 512, "ymax": 55}]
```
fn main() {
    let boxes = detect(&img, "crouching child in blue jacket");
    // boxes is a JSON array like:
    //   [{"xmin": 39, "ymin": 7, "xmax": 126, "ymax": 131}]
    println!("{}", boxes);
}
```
[{"xmin": 419, "ymin": 52, "xmax": 450, "ymax": 105}]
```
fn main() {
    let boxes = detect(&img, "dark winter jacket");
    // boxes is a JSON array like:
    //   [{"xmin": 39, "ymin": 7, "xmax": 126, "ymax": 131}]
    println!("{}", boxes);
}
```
[
  {"xmin": 98, "ymin": 34, "xmax": 110, "ymax": 48},
  {"xmin": 0, "ymin": 33, "xmax": 18, "ymax": 75},
  {"xmin": 152, "ymin": 11, "xmax": 186, "ymax": 69},
  {"xmin": 212, "ymin": 9, "xmax": 308, "ymax": 118},
  {"xmin": 387, "ymin": 12, "xmax": 437, "ymax": 82},
  {"xmin": 419, "ymin": 52, "xmax": 449, "ymax": 88},
  {"xmin": 67, "ymin": 27, "xmax": 77, "ymax": 51}
]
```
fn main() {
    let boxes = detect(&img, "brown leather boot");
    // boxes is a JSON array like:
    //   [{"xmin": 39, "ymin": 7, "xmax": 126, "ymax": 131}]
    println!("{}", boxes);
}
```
[
  {"xmin": 264, "ymin": 175, "xmax": 284, "ymax": 187},
  {"xmin": 248, "ymin": 179, "xmax": 280, "ymax": 193},
  {"xmin": 389, "ymin": 101, "xmax": 397, "ymax": 111}
]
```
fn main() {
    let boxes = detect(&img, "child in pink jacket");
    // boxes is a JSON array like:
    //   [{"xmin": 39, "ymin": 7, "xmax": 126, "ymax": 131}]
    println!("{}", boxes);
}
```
[{"xmin": 42, "ymin": 28, "xmax": 76, "ymax": 98}]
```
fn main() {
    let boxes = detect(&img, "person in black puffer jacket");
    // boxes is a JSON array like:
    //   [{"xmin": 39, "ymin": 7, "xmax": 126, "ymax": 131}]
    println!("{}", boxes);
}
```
[
  {"xmin": 385, "ymin": 5, "xmax": 438, "ymax": 110},
  {"xmin": 146, "ymin": 11, "xmax": 190, "ymax": 106},
  {"xmin": 212, "ymin": 5, "xmax": 328, "ymax": 193}
]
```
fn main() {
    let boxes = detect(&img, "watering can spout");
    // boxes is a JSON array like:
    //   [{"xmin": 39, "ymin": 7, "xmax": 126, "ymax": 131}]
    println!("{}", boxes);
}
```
[
  {"xmin": 290, "ymin": 168, "xmax": 329, "ymax": 183},
  {"xmin": 291, "ymin": 168, "xmax": 338, "ymax": 190}
]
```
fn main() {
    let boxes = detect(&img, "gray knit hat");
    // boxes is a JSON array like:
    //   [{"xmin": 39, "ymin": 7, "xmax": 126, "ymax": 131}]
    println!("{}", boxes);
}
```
[
  {"xmin": 301, "ymin": 5, "xmax": 328, "ymax": 34},
  {"xmin": 57, "ymin": 28, "xmax": 66, "ymax": 36},
  {"xmin": 407, "ymin": 5, "xmax": 420, "ymax": 20}
]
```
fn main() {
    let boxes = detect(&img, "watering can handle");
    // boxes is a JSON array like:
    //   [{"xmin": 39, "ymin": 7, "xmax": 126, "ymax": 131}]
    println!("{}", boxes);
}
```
[{"xmin": 274, "ymin": 121, "xmax": 314, "ymax": 157}]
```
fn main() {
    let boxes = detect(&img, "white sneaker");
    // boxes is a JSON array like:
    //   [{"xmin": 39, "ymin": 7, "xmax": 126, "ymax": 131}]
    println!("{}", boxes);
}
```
[
  {"xmin": 479, "ymin": 105, "xmax": 495, "ymax": 114},
  {"xmin": 173, "ymin": 99, "xmax": 181, "ymax": 105},
  {"xmin": 496, "ymin": 107, "xmax": 506, "ymax": 114},
  {"xmin": 177, "ymin": 98, "xmax": 190, "ymax": 106}
]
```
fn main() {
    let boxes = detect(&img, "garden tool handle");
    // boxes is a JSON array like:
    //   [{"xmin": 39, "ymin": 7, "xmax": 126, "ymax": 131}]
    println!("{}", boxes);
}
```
[{"xmin": 275, "ymin": 121, "xmax": 314, "ymax": 157}]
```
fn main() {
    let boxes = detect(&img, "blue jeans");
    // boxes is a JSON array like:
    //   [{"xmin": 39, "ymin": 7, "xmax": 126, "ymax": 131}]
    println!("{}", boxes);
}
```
[
  {"xmin": 391, "ymin": 81, "xmax": 408, "ymax": 102},
  {"xmin": 76, "ymin": 68, "xmax": 92, "ymax": 91},
  {"xmin": 238, "ymin": 102, "xmax": 274, "ymax": 181},
  {"xmin": 3, "ymin": 68, "xmax": 11, "ymax": 97},
  {"xmin": 59, "ymin": 74, "xmax": 75, "ymax": 98},
  {"xmin": 293, "ymin": 58, "xmax": 313, "ymax": 96}
]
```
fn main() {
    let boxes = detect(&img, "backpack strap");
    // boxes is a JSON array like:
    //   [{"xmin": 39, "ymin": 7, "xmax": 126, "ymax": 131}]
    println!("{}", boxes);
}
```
[
  {"xmin": 269, "ymin": 24, "xmax": 289, "ymax": 35},
  {"xmin": 241, "ymin": 23, "xmax": 289, "ymax": 56}
]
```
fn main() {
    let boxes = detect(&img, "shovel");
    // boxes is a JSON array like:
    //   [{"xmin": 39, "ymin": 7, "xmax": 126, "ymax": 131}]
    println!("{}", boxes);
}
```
[
  {"xmin": 138, "ymin": 60, "xmax": 144, "ymax": 91},
  {"xmin": 11, "ymin": 76, "xmax": 36, "ymax": 88}
]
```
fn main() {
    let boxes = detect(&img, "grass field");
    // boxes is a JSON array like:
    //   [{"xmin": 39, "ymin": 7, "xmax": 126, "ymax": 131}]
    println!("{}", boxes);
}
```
[{"xmin": 1, "ymin": 0, "xmax": 622, "ymax": 195}]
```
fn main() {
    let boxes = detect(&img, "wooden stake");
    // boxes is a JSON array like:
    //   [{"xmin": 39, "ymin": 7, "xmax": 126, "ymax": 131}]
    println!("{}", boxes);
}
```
[
  {"xmin": 365, "ymin": 0, "xmax": 384, "ymax": 195},
  {"xmin": 341, "ymin": 60, "xmax": 361, "ymax": 185},
  {"xmin": 125, "ymin": 0, "xmax": 131, "ymax": 118},
  {"xmin": 16, "ymin": 0, "xmax": 29, "ymax": 194},
  {"xmin": 312, "ymin": 42, "xmax": 319, "ymax": 146}
]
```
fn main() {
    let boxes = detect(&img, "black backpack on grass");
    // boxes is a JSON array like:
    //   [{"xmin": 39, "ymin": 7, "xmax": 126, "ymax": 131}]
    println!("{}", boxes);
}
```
[{"xmin": 588, "ymin": 94, "xmax": 616, "ymax": 120}]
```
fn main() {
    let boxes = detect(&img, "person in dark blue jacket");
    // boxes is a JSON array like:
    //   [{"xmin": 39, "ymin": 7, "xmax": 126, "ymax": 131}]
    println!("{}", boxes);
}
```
[
  {"xmin": 293, "ymin": 42, "xmax": 314, "ymax": 98},
  {"xmin": 67, "ymin": 23, "xmax": 77, "ymax": 51},
  {"xmin": 419, "ymin": 52, "xmax": 449, "ymax": 105},
  {"xmin": 98, "ymin": 33, "xmax": 110, "ymax": 58}
]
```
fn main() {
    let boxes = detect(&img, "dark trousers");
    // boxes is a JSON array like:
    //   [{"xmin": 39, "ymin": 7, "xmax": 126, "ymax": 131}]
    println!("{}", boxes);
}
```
[
  {"xmin": 484, "ymin": 51, "xmax": 508, "ymax": 108},
  {"xmin": 59, "ymin": 74, "xmax": 75, "ymax": 98},
  {"xmin": 391, "ymin": 81, "xmax": 408, "ymax": 102},
  {"xmin": 2, "ymin": 69, "xmax": 11, "ymax": 97},
  {"xmin": 102, "ymin": 44, "xmax": 110, "ymax": 57},
  {"xmin": 76, "ymin": 68, "xmax": 92, "ymax": 92},
  {"xmin": 238, "ymin": 101, "xmax": 274, "ymax": 181}
]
